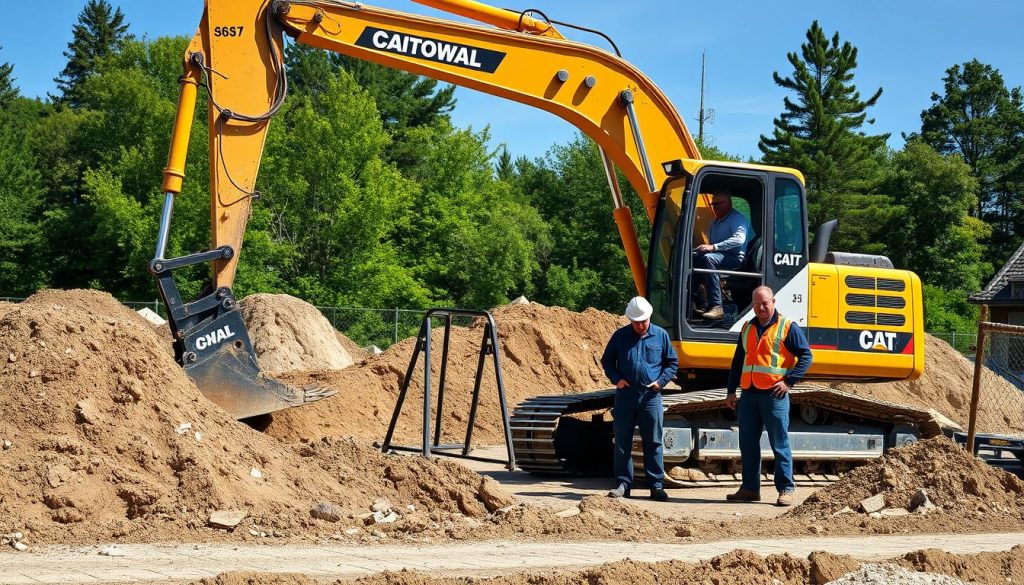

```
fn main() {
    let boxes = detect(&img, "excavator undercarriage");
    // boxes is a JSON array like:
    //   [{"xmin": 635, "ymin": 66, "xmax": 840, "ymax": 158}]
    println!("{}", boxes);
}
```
[{"xmin": 511, "ymin": 384, "xmax": 945, "ymax": 486}]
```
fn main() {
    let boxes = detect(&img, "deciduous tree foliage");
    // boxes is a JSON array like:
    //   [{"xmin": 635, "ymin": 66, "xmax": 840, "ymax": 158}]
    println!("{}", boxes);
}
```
[{"xmin": 914, "ymin": 59, "xmax": 1024, "ymax": 265}]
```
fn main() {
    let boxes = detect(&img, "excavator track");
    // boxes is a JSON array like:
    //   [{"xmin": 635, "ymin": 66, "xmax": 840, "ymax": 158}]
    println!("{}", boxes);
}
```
[{"xmin": 511, "ymin": 384, "xmax": 946, "ymax": 486}]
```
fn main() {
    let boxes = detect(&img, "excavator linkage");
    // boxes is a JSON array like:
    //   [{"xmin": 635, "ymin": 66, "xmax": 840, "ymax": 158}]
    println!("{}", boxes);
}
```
[{"xmin": 149, "ymin": 248, "xmax": 334, "ymax": 420}]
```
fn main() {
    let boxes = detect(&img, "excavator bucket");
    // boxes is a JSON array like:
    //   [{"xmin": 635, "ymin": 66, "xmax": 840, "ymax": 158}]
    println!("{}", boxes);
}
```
[{"xmin": 175, "ymin": 303, "xmax": 335, "ymax": 420}]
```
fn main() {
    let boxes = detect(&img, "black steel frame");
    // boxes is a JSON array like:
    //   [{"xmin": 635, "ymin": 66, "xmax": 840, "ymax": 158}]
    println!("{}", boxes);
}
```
[{"xmin": 380, "ymin": 308, "xmax": 516, "ymax": 470}]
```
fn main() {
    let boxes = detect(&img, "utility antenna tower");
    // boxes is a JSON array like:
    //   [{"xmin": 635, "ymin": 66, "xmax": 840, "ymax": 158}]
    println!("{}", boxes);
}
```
[{"xmin": 697, "ymin": 51, "xmax": 715, "ymax": 145}]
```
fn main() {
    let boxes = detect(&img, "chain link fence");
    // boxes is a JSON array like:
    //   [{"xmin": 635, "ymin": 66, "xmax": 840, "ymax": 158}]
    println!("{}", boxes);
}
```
[
  {"xmin": 929, "ymin": 331, "xmax": 978, "ymax": 356},
  {"xmin": 967, "ymin": 320, "xmax": 1024, "ymax": 449}
]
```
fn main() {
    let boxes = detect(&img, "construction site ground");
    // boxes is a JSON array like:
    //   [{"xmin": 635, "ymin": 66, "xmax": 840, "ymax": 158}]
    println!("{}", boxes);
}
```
[
  {"xmin": 454, "ymin": 445, "xmax": 812, "ymax": 520},
  {"xmin": 5, "ymin": 532, "xmax": 1024, "ymax": 584},
  {"xmin": 6, "ymin": 291, "xmax": 1024, "ymax": 584}
]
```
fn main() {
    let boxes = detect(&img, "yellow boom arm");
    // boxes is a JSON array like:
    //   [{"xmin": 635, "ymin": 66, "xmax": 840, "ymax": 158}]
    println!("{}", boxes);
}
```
[{"xmin": 159, "ymin": 0, "xmax": 701, "ymax": 294}]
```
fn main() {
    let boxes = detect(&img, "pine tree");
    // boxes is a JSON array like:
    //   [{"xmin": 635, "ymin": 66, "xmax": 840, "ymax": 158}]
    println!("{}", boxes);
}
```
[
  {"xmin": 52, "ymin": 0, "xmax": 132, "ymax": 107},
  {"xmin": 495, "ymin": 146, "xmax": 515, "ymax": 181},
  {"xmin": 0, "ymin": 48, "xmax": 17, "ymax": 106},
  {"xmin": 758, "ymin": 21, "xmax": 888, "ymax": 247}
]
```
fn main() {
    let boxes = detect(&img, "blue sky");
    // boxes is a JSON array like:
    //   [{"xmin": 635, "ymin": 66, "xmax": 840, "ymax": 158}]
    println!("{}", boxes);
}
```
[{"xmin": 2, "ymin": 0, "xmax": 1022, "ymax": 161}]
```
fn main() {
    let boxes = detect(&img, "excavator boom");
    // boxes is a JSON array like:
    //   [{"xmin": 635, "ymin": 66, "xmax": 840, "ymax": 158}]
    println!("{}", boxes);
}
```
[{"xmin": 155, "ymin": 0, "xmax": 700, "ymax": 417}]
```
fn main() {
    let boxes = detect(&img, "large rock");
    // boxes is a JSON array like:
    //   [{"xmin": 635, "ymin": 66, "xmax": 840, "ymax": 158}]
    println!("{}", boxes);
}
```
[
  {"xmin": 478, "ymin": 477, "xmax": 516, "ymax": 512},
  {"xmin": 208, "ymin": 509, "xmax": 248, "ymax": 530},
  {"xmin": 858, "ymin": 493, "xmax": 885, "ymax": 514},
  {"xmin": 310, "ymin": 502, "xmax": 343, "ymax": 523}
]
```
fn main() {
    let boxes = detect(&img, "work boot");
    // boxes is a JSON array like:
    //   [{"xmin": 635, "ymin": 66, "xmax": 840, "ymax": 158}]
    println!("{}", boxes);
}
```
[
  {"xmin": 725, "ymin": 488, "xmax": 761, "ymax": 502},
  {"xmin": 776, "ymin": 489, "xmax": 795, "ymax": 507},
  {"xmin": 702, "ymin": 305, "xmax": 724, "ymax": 320},
  {"xmin": 650, "ymin": 487, "xmax": 669, "ymax": 502},
  {"xmin": 607, "ymin": 483, "xmax": 630, "ymax": 498}
]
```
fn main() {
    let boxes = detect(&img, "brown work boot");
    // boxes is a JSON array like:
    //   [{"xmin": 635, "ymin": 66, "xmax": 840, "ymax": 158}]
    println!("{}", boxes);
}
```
[
  {"xmin": 776, "ymin": 490, "xmax": 795, "ymax": 507},
  {"xmin": 725, "ymin": 488, "xmax": 761, "ymax": 502},
  {"xmin": 703, "ymin": 305, "xmax": 724, "ymax": 320}
]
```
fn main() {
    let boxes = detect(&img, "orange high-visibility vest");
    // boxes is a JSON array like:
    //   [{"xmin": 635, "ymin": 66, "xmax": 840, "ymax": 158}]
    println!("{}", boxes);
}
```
[{"xmin": 738, "ymin": 314, "xmax": 796, "ymax": 390}]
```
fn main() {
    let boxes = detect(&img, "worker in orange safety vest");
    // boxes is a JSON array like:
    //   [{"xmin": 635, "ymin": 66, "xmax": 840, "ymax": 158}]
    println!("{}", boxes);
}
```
[{"xmin": 723, "ymin": 285, "xmax": 812, "ymax": 507}]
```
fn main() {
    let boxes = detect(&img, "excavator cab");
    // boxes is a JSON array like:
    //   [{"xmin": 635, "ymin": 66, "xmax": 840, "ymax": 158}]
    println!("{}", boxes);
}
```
[{"xmin": 647, "ymin": 162, "xmax": 810, "ymax": 382}]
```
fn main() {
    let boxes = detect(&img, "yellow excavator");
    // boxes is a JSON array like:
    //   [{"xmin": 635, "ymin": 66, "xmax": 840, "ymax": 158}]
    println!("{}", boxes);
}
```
[{"xmin": 154, "ymin": 0, "xmax": 935, "ymax": 482}]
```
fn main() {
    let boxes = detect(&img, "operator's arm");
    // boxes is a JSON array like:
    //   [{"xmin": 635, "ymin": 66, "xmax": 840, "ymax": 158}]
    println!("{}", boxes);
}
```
[
  {"xmin": 712, "ymin": 212, "xmax": 748, "ymax": 253},
  {"xmin": 601, "ymin": 330, "xmax": 623, "ymax": 386},
  {"xmin": 654, "ymin": 328, "xmax": 678, "ymax": 388},
  {"xmin": 783, "ymin": 323, "xmax": 813, "ymax": 386}
]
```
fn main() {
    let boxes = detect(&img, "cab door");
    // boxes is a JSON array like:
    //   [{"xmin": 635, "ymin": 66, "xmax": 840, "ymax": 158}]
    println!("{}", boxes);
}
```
[{"xmin": 764, "ymin": 174, "xmax": 809, "ymax": 329}]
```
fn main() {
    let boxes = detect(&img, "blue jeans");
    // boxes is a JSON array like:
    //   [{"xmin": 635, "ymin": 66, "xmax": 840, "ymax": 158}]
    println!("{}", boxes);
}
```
[
  {"xmin": 612, "ymin": 387, "xmax": 664, "ymax": 489},
  {"xmin": 694, "ymin": 251, "xmax": 742, "ymax": 307},
  {"xmin": 737, "ymin": 389, "xmax": 795, "ymax": 493}
]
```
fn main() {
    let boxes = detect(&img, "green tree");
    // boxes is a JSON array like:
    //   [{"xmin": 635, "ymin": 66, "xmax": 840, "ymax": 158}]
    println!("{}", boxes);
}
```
[
  {"xmin": 396, "ymin": 123, "xmax": 548, "ymax": 309},
  {"xmin": 0, "ymin": 48, "xmax": 17, "ymax": 106},
  {"xmin": 284, "ymin": 45, "xmax": 456, "ymax": 169},
  {"xmin": 513, "ymin": 135, "xmax": 647, "ymax": 311},
  {"xmin": 258, "ymin": 69, "xmax": 430, "ymax": 308},
  {"xmin": 53, "ymin": 0, "xmax": 132, "ymax": 108},
  {"xmin": 0, "ymin": 98, "xmax": 46, "ymax": 294},
  {"xmin": 758, "ymin": 21, "xmax": 889, "ymax": 251},
  {"xmin": 880, "ymin": 140, "xmax": 989, "ymax": 293},
  {"xmin": 914, "ymin": 60, "xmax": 1024, "ymax": 264}
]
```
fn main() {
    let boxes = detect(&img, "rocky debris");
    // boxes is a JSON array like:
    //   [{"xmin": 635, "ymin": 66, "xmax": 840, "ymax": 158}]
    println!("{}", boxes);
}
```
[
  {"xmin": 909, "ymin": 488, "xmax": 937, "ymax": 514},
  {"xmin": 859, "ymin": 494, "xmax": 886, "ymax": 514},
  {"xmin": 98, "ymin": 545, "xmax": 126, "ymax": 557},
  {"xmin": 879, "ymin": 508, "xmax": 910, "ymax": 518},
  {"xmin": 1, "ymin": 531, "xmax": 27, "ymax": 551},
  {"xmin": 371, "ymin": 498, "xmax": 392, "ymax": 513},
  {"xmin": 825, "ymin": 563, "xmax": 967, "ymax": 584},
  {"xmin": 309, "ymin": 502, "xmax": 343, "ymax": 523},
  {"xmin": 136, "ymin": 308, "xmax": 166, "ymax": 327},
  {"xmin": 792, "ymin": 437, "xmax": 1024, "ymax": 524},
  {"xmin": 2, "ymin": 439, "xmax": 11, "ymax": 450},
  {"xmin": 478, "ymin": 477, "xmax": 516, "ymax": 512},
  {"xmin": 554, "ymin": 507, "xmax": 580, "ymax": 518},
  {"xmin": 209, "ymin": 510, "xmax": 248, "ymax": 530},
  {"xmin": 74, "ymin": 400, "xmax": 99, "ymax": 425},
  {"xmin": 238, "ymin": 294, "xmax": 354, "ymax": 373}
]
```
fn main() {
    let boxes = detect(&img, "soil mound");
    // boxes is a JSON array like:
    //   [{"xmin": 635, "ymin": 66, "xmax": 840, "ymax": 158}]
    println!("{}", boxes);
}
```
[
  {"xmin": 792, "ymin": 436, "xmax": 1024, "ymax": 520},
  {"xmin": 833, "ymin": 335, "xmax": 1024, "ymax": 434},
  {"xmin": 239, "ymin": 294, "xmax": 353, "ymax": 373},
  {"xmin": 264, "ymin": 303, "xmax": 625, "ymax": 444},
  {"xmin": 898, "ymin": 545, "xmax": 1024, "ymax": 584},
  {"xmin": 0, "ymin": 290, "xmax": 526, "ymax": 545}
]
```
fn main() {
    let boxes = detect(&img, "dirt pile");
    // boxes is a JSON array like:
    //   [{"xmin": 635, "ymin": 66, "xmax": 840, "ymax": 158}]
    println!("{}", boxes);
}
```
[
  {"xmin": 0, "ymin": 290, "xmax": 541, "ymax": 545},
  {"xmin": 186, "ymin": 547, "xmax": 1024, "ymax": 585},
  {"xmin": 194, "ymin": 550, "xmax": 978, "ymax": 585},
  {"xmin": 898, "ymin": 545, "xmax": 1024, "ymax": 584},
  {"xmin": 833, "ymin": 334, "xmax": 1024, "ymax": 434},
  {"xmin": 265, "ymin": 302, "xmax": 625, "ymax": 444},
  {"xmin": 239, "ymin": 294, "xmax": 353, "ymax": 373},
  {"xmin": 793, "ymin": 437, "xmax": 1024, "ymax": 521}
]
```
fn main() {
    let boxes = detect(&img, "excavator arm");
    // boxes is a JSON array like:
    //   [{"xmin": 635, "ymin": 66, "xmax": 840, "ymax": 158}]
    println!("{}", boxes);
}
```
[{"xmin": 154, "ymin": 0, "xmax": 701, "ymax": 418}]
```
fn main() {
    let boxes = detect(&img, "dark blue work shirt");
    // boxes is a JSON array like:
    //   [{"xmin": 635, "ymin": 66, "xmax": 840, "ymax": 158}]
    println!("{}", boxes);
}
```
[
  {"xmin": 601, "ymin": 323, "xmax": 679, "ymax": 389},
  {"xmin": 726, "ymin": 310, "xmax": 813, "ymax": 394}
]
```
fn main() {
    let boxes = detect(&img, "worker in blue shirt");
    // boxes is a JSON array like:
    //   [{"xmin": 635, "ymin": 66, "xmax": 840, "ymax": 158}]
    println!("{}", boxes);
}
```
[
  {"xmin": 724, "ymin": 286, "xmax": 812, "ymax": 507},
  {"xmin": 694, "ymin": 189, "xmax": 753, "ymax": 321},
  {"xmin": 600, "ymin": 296, "xmax": 679, "ymax": 501}
]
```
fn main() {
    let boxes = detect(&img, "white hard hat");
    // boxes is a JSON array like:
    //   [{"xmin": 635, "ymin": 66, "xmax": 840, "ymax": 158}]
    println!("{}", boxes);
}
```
[{"xmin": 624, "ymin": 296, "xmax": 653, "ymax": 321}]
